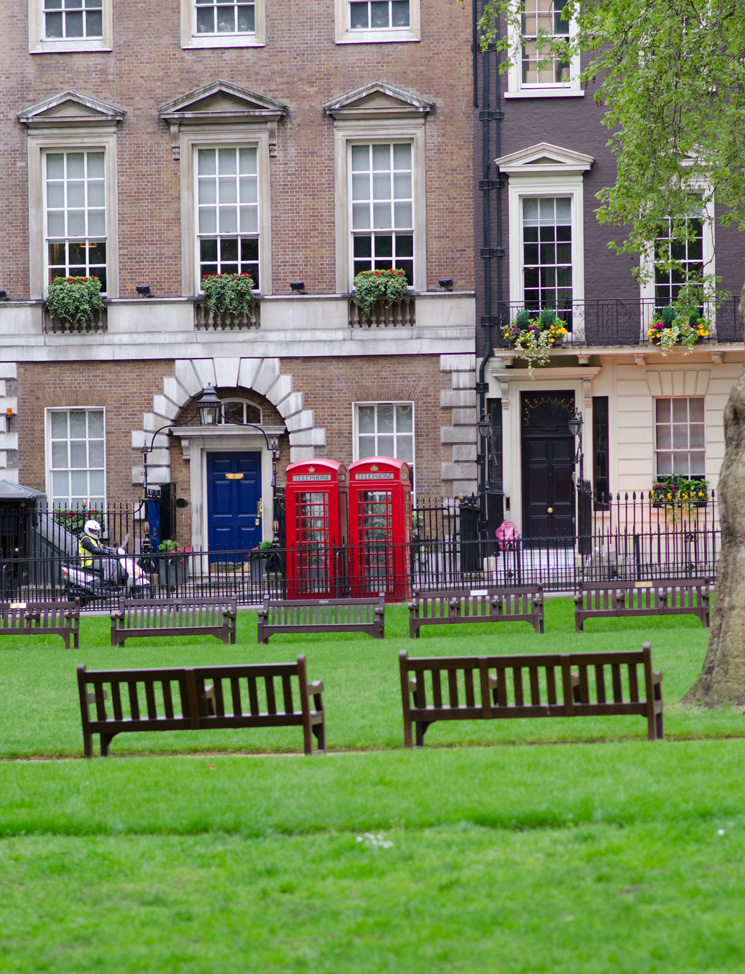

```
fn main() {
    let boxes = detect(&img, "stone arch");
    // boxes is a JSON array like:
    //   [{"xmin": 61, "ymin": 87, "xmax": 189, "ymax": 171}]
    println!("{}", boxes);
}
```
[{"xmin": 131, "ymin": 356, "xmax": 325, "ymax": 488}]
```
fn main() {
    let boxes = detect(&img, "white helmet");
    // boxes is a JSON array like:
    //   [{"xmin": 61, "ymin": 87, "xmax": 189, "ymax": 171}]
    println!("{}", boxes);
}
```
[{"xmin": 84, "ymin": 519, "xmax": 102, "ymax": 538}]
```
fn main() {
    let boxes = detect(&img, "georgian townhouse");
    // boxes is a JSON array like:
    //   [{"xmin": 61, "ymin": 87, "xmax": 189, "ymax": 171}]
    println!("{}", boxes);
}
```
[
  {"xmin": 0, "ymin": 0, "xmax": 476, "ymax": 553},
  {"xmin": 474, "ymin": 0, "xmax": 743, "ymax": 544}
]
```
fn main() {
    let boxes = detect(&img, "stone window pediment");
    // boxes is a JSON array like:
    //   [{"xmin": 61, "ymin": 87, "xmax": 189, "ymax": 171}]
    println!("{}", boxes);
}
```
[
  {"xmin": 495, "ymin": 143, "xmax": 594, "ymax": 176},
  {"xmin": 159, "ymin": 81, "xmax": 288, "ymax": 160},
  {"xmin": 17, "ymin": 90, "xmax": 126, "ymax": 131},
  {"xmin": 324, "ymin": 82, "xmax": 434, "ymax": 121}
]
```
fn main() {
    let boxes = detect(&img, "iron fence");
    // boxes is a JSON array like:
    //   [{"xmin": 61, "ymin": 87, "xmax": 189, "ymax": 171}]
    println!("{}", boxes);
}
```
[{"xmin": 0, "ymin": 493, "xmax": 721, "ymax": 608}]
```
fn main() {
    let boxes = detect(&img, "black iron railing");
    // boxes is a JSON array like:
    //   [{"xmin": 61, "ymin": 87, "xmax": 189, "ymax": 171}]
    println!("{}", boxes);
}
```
[
  {"xmin": 494, "ymin": 297, "xmax": 741, "ymax": 347},
  {"xmin": 0, "ymin": 493, "xmax": 721, "ymax": 608}
]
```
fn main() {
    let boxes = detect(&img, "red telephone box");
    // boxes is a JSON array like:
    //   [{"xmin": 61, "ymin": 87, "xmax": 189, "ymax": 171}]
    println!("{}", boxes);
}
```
[
  {"xmin": 284, "ymin": 459, "xmax": 348, "ymax": 599},
  {"xmin": 348, "ymin": 457, "xmax": 412, "ymax": 600}
]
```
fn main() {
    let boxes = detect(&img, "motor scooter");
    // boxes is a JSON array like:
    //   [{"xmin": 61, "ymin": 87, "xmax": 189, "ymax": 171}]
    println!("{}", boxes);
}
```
[{"xmin": 61, "ymin": 534, "xmax": 151, "ymax": 605}]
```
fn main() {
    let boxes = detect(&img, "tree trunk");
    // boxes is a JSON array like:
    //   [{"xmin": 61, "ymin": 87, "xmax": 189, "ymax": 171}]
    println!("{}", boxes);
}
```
[{"xmin": 684, "ymin": 283, "xmax": 745, "ymax": 706}]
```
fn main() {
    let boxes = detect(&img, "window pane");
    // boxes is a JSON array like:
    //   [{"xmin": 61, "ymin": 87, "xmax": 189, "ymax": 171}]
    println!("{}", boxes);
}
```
[
  {"xmin": 52, "ymin": 442, "xmax": 68, "ymax": 467},
  {"xmin": 69, "ymin": 412, "xmax": 87, "ymax": 438},
  {"xmin": 396, "ymin": 404, "xmax": 413, "ymax": 432},
  {"xmin": 689, "ymin": 398, "xmax": 705, "ymax": 423},
  {"xmin": 672, "ymin": 399, "xmax": 688, "ymax": 423},
  {"xmin": 377, "ymin": 404, "xmax": 394, "ymax": 432},
  {"xmin": 52, "ymin": 471, "xmax": 69, "ymax": 496},
  {"xmin": 358, "ymin": 435, "xmax": 375, "ymax": 457},
  {"xmin": 392, "ymin": 144, "xmax": 411, "ymax": 169},
  {"xmin": 397, "ymin": 436, "xmax": 413, "ymax": 462},
  {"xmin": 359, "ymin": 406, "xmax": 376, "ymax": 433},
  {"xmin": 49, "ymin": 412, "xmax": 67, "ymax": 438}
]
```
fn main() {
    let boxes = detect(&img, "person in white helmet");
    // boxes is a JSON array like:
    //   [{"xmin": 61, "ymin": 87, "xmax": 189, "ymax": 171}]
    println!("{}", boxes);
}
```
[{"xmin": 78, "ymin": 519, "xmax": 106, "ymax": 572}]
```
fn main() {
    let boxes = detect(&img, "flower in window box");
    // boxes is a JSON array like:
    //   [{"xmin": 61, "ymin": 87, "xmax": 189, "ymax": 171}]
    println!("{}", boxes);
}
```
[
  {"xmin": 651, "ymin": 476, "xmax": 709, "ymax": 510},
  {"xmin": 502, "ymin": 309, "xmax": 569, "ymax": 376},
  {"xmin": 647, "ymin": 306, "xmax": 709, "ymax": 356},
  {"xmin": 352, "ymin": 268, "xmax": 409, "ymax": 324},
  {"xmin": 45, "ymin": 276, "xmax": 104, "ymax": 327},
  {"xmin": 201, "ymin": 273, "xmax": 256, "ymax": 322}
]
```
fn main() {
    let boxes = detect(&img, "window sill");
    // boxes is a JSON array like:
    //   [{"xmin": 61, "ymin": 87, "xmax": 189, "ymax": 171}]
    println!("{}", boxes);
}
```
[
  {"xmin": 31, "ymin": 40, "xmax": 111, "ymax": 54},
  {"xmin": 336, "ymin": 30, "xmax": 419, "ymax": 44},
  {"xmin": 504, "ymin": 89, "xmax": 585, "ymax": 99},
  {"xmin": 182, "ymin": 35, "xmax": 264, "ymax": 49}
]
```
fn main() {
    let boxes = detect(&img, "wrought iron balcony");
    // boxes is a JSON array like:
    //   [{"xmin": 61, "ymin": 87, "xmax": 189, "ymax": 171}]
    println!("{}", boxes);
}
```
[{"xmin": 494, "ymin": 297, "xmax": 742, "ymax": 348}]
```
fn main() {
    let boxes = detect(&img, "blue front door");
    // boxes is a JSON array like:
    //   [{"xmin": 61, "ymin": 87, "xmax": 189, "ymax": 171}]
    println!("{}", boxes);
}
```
[{"xmin": 207, "ymin": 452, "xmax": 262, "ymax": 556}]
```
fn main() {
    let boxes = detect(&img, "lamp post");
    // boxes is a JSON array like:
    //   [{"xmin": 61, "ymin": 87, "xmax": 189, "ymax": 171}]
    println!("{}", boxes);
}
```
[{"xmin": 568, "ymin": 409, "xmax": 591, "ymax": 556}]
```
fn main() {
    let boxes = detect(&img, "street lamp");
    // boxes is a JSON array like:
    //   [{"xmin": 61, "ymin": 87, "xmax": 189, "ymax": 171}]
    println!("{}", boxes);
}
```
[
  {"xmin": 141, "ymin": 384, "xmax": 280, "ymax": 497},
  {"xmin": 568, "ymin": 409, "xmax": 584, "ymax": 486},
  {"xmin": 569, "ymin": 408, "xmax": 592, "ymax": 555}
]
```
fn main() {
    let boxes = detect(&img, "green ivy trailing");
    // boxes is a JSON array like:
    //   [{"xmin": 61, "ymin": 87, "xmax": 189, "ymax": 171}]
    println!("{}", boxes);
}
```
[
  {"xmin": 353, "ymin": 268, "xmax": 409, "ymax": 324},
  {"xmin": 201, "ymin": 273, "xmax": 256, "ymax": 320},
  {"xmin": 45, "ymin": 276, "xmax": 104, "ymax": 327}
]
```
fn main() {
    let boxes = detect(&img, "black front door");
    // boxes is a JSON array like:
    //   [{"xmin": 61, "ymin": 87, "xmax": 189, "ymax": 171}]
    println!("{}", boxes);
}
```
[{"xmin": 521, "ymin": 392, "xmax": 575, "ymax": 542}]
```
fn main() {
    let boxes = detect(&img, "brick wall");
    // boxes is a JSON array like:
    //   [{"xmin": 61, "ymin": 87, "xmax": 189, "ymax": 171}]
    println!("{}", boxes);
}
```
[
  {"xmin": 283, "ymin": 354, "xmax": 451, "ymax": 497},
  {"xmin": 0, "ymin": 0, "xmax": 475, "ymax": 299}
]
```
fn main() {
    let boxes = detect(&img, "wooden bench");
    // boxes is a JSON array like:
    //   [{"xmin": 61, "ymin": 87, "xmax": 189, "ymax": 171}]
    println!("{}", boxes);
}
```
[
  {"xmin": 399, "ymin": 644, "xmax": 663, "ymax": 746},
  {"xmin": 574, "ymin": 579, "xmax": 711, "ymax": 632},
  {"xmin": 111, "ymin": 597, "xmax": 237, "ymax": 647},
  {"xmin": 0, "ymin": 599, "xmax": 80, "ymax": 649},
  {"xmin": 408, "ymin": 585, "xmax": 544, "ymax": 638},
  {"xmin": 257, "ymin": 596, "xmax": 385, "ymax": 644},
  {"xmin": 77, "ymin": 655, "xmax": 326, "ymax": 757}
]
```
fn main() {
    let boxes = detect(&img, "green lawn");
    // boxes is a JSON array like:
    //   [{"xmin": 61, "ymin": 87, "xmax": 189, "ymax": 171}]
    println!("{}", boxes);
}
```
[
  {"xmin": 1, "ymin": 600, "xmax": 744, "ymax": 972},
  {"xmin": 0, "ymin": 599, "xmax": 739, "ymax": 757}
]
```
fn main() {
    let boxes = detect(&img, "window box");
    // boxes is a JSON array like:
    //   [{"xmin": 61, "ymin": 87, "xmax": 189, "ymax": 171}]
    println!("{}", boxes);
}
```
[
  {"xmin": 194, "ymin": 299, "xmax": 260, "ymax": 331},
  {"xmin": 349, "ymin": 294, "xmax": 415, "ymax": 328},
  {"xmin": 43, "ymin": 303, "xmax": 107, "ymax": 334}
]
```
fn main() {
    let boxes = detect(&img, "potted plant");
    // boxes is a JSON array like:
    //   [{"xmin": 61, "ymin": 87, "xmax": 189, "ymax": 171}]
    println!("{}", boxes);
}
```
[
  {"xmin": 502, "ymin": 308, "xmax": 569, "ymax": 376},
  {"xmin": 157, "ymin": 539, "xmax": 191, "ymax": 590},
  {"xmin": 647, "ymin": 306, "xmax": 709, "ymax": 356},
  {"xmin": 651, "ymin": 475, "xmax": 709, "ymax": 510},
  {"xmin": 201, "ymin": 272, "xmax": 256, "ymax": 323},
  {"xmin": 352, "ymin": 268, "xmax": 409, "ymax": 325},
  {"xmin": 45, "ymin": 276, "xmax": 104, "ymax": 329},
  {"xmin": 249, "ymin": 539, "xmax": 274, "ymax": 584}
]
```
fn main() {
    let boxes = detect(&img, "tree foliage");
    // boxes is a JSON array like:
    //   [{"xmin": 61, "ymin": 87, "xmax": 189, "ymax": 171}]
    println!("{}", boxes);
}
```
[{"xmin": 477, "ymin": 0, "xmax": 745, "ymax": 290}]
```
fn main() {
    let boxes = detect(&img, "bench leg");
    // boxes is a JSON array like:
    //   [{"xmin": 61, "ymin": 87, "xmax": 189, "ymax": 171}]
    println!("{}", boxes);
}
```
[
  {"xmin": 100, "ymin": 732, "xmax": 116, "ymax": 757},
  {"xmin": 415, "ymin": 720, "xmax": 433, "ymax": 747},
  {"xmin": 311, "ymin": 720, "xmax": 326, "ymax": 754}
]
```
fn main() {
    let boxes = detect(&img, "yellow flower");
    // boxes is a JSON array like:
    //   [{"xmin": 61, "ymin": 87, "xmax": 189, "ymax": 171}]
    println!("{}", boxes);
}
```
[{"xmin": 667, "ymin": 492, "xmax": 672, "ymax": 500}]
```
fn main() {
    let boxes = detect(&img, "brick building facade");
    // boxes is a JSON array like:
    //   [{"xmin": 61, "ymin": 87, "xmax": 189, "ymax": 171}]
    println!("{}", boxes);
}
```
[
  {"xmin": 474, "ymin": 10, "xmax": 744, "ymax": 542},
  {"xmin": 0, "ymin": 0, "xmax": 477, "ymax": 551}
]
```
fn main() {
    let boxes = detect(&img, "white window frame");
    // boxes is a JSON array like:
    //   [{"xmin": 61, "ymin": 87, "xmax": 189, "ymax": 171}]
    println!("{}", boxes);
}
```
[
  {"xmin": 27, "ymin": 130, "xmax": 119, "ymax": 300},
  {"xmin": 45, "ymin": 407, "xmax": 107, "ymax": 510},
  {"xmin": 505, "ymin": 172, "xmax": 586, "ymax": 324},
  {"xmin": 194, "ymin": 144, "xmax": 261, "ymax": 290},
  {"xmin": 334, "ymin": 121, "xmax": 426, "ymax": 293},
  {"xmin": 44, "ymin": 148, "xmax": 109, "ymax": 292},
  {"xmin": 654, "ymin": 397, "xmax": 706, "ymax": 478},
  {"xmin": 504, "ymin": 0, "xmax": 582, "ymax": 99},
  {"xmin": 353, "ymin": 401, "xmax": 416, "ymax": 484},
  {"xmin": 639, "ymin": 194, "xmax": 716, "ymax": 321},
  {"xmin": 335, "ymin": 0, "xmax": 420, "ymax": 44},
  {"xmin": 181, "ymin": 0, "xmax": 265, "ymax": 48},
  {"xmin": 29, "ymin": 0, "xmax": 112, "ymax": 54},
  {"xmin": 178, "ymin": 128, "xmax": 272, "ymax": 296}
]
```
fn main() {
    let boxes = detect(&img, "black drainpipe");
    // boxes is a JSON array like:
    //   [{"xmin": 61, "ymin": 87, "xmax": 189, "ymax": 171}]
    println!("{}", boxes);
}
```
[{"xmin": 474, "ymin": 0, "xmax": 504, "ymax": 541}]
